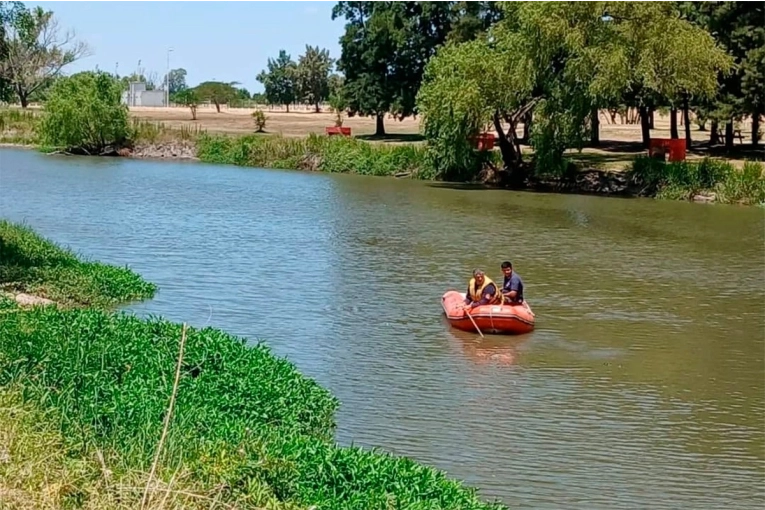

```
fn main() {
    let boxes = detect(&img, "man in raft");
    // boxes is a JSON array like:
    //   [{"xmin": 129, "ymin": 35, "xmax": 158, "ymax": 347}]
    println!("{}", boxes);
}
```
[
  {"xmin": 500, "ymin": 260, "xmax": 524, "ymax": 304},
  {"xmin": 463, "ymin": 268, "xmax": 503, "ymax": 310}
]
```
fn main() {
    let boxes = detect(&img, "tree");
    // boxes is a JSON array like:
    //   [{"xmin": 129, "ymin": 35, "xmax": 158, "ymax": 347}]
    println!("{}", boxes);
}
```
[
  {"xmin": 38, "ymin": 70, "xmax": 129, "ymax": 154},
  {"xmin": 256, "ymin": 50, "xmax": 297, "ymax": 112},
  {"xmin": 193, "ymin": 81, "xmax": 238, "ymax": 113},
  {"xmin": 173, "ymin": 88, "xmax": 200, "ymax": 120},
  {"xmin": 0, "ymin": 4, "xmax": 88, "ymax": 107},
  {"xmin": 681, "ymin": 2, "xmax": 765, "ymax": 147},
  {"xmin": 164, "ymin": 68, "xmax": 187, "ymax": 95},
  {"xmin": 332, "ymin": 2, "xmax": 453, "ymax": 136},
  {"xmin": 0, "ymin": 2, "xmax": 23, "ymax": 102},
  {"xmin": 296, "ymin": 45, "xmax": 333, "ymax": 112},
  {"xmin": 417, "ymin": 2, "xmax": 732, "ymax": 182}
]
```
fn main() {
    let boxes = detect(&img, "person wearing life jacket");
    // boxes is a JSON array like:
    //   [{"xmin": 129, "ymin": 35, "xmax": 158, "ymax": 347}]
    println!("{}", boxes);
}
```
[{"xmin": 463, "ymin": 268, "xmax": 503, "ymax": 310}]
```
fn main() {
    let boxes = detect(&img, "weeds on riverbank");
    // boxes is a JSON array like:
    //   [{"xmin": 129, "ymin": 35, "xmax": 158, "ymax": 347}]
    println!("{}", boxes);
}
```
[
  {"xmin": 629, "ymin": 156, "xmax": 765, "ymax": 204},
  {"xmin": 0, "ymin": 220, "xmax": 157, "ymax": 307},
  {"xmin": 0, "ymin": 306, "xmax": 506, "ymax": 510},
  {"xmin": 0, "ymin": 108, "xmax": 39, "ymax": 145},
  {"xmin": 196, "ymin": 132, "xmax": 433, "ymax": 178}
]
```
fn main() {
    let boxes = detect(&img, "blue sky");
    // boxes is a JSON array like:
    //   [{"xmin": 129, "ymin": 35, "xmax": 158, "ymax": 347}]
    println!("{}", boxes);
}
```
[{"xmin": 26, "ymin": 1, "xmax": 345, "ymax": 93}]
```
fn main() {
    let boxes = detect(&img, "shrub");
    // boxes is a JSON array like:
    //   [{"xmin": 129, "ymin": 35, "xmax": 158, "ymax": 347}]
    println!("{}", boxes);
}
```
[
  {"xmin": 0, "ymin": 220, "xmax": 156, "ymax": 307},
  {"xmin": 715, "ymin": 160, "xmax": 765, "ymax": 205},
  {"xmin": 252, "ymin": 109, "xmax": 267, "ymax": 132},
  {"xmin": 38, "ymin": 71, "xmax": 130, "ymax": 154}
]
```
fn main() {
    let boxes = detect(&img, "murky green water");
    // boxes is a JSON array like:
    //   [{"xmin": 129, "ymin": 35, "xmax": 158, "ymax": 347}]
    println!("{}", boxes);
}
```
[{"xmin": 2, "ymin": 148, "xmax": 763, "ymax": 508}]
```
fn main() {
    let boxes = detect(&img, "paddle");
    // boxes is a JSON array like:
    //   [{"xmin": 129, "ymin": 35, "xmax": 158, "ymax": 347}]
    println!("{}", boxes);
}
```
[{"xmin": 463, "ymin": 306, "xmax": 485, "ymax": 338}]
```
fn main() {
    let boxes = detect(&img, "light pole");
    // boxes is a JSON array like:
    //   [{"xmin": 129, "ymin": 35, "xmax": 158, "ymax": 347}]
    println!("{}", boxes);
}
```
[{"xmin": 166, "ymin": 48, "xmax": 174, "ymax": 107}]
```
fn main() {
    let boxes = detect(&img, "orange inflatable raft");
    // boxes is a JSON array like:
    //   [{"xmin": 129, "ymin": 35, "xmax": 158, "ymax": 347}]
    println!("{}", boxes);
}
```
[{"xmin": 441, "ymin": 290, "xmax": 535, "ymax": 335}]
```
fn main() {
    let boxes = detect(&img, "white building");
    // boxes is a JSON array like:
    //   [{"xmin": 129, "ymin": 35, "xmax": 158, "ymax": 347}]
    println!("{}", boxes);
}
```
[{"xmin": 121, "ymin": 81, "xmax": 167, "ymax": 107}]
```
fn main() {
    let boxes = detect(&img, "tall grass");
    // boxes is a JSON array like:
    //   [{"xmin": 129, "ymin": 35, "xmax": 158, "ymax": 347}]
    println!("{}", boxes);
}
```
[
  {"xmin": 628, "ymin": 156, "xmax": 765, "ymax": 205},
  {"xmin": 196, "ymin": 133, "xmax": 433, "ymax": 178},
  {"xmin": 129, "ymin": 119, "xmax": 206, "ymax": 144},
  {"xmin": 0, "ymin": 220, "xmax": 157, "ymax": 307},
  {"xmin": 0, "ymin": 108, "xmax": 40, "ymax": 145}
]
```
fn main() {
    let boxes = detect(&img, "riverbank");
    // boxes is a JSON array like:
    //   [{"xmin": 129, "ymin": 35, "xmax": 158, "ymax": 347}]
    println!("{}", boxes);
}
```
[
  {"xmin": 2, "ymin": 108, "xmax": 763, "ymax": 205},
  {"xmin": 0, "ymin": 220, "xmax": 507, "ymax": 509}
]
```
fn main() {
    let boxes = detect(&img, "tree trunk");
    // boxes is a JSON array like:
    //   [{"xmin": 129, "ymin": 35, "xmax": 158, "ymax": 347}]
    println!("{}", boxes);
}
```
[
  {"xmin": 710, "ymin": 120, "xmax": 719, "ymax": 145},
  {"xmin": 18, "ymin": 92, "xmax": 28, "ymax": 108},
  {"xmin": 522, "ymin": 112, "xmax": 531, "ymax": 143},
  {"xmin": 493, "ymin": 111, "xmax": 525, "ymax": 185},
  {"xmin": 725, "ymin": 121, "xmax": 734, "ymax": 149},
  {"xmin": 683, "ymin": 99, "xmax": 691, "ymax": 147},
  {"xmin": 753, "ymin": 113, "xmax": 761, "ymax": 147},
  {"xmin": 214, "ymin": 101, "xmax": 221, "ymax": 113},
  {"xmin": 375, "ymin": 113, "xmax": 385, "ymax": 137},
  {"xmin": 286, "ymin": 103, "xmax": 290, "ymax": 113},
  {"xmin": 590, "ymin": 107, "xmax": 600, "ymax": 146},
  {"xmin": 648, "ymin": 107, "xmax": 655, "ymax": 129},
  {"xmin": 314, "ymin": 101, "xmax": 320, "ymax": 113},
  {"xmin": 670, "ymin": 107, "xmax": 678, "ymax": 139},
  {"xmin": 639, "ymin": 106, "xmax": 651, "ymax": 148}
]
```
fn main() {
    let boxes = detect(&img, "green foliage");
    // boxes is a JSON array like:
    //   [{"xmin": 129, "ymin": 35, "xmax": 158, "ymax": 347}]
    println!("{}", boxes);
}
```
[
  {"xmin": 257, "ymin": 50, "xmax": 298, "ymax": 110},
  {"xmin": 628, "ymin": 156, "xmax": 765, "ymax": 204},
  {"xmin": 0, "ymin": 3, "xmax": 88, "ymax": 107},
  {"xmin": 296, "ymin": 45, "xmax": 333, "ymax": 112},
  {"xmin": 173, "ymin": 87, "xmax": 201, "ymax": 120},
  {"xmin": 165, "ymin": 67, "xmax": 187, "ymax": 95},
  {"xmin": 0, "ymin": 220, "xmax": 156, "ymax": 307},
  {"xmin": 332, "ymin": 2, "xmax": 456, "ymax": 135},
  {"xmin": 681, "ymin": 2, "xmax": 764, "ymax": 129},
  {"xmin": 418, "ymin": 1, "xmax": 734, "ymax": 179},
  {"xmin": 193, "ymin": 81, "xmax": 239, "ymax": 113},
  {"xmin": 252, "ymin": 109, "xmax": 267, "ymax": 132},
  {"xmin": 714, "ymin": 161, "xmax": 765, "ymax": 205},
  {"xmin": 196, "ymin": 133, "xmax": 431, "ymax": 178},
  {"xmin": 38, "ymin": 70, "xmax": 130, "ymax": 153}
]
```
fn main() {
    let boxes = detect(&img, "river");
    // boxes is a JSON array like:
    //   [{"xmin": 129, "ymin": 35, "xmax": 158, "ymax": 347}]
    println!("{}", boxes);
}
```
[{"xmin": 1, "ymin": 147, "xmax": 763, "ymax": 509}]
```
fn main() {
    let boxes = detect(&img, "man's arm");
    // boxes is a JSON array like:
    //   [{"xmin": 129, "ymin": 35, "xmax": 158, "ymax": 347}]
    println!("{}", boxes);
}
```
[
  {"xmin": 503, "ymin": 276, "xmax": 519, "ymax": 301},
  {"xmin": 464, "ymin": 285, "xmax": 472, "ymax": 305}
]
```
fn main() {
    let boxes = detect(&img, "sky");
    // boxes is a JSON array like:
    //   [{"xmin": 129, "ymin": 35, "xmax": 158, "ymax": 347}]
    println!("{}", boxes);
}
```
[{"xmin": 26, "ymin": 1, "xmax": 346, "ymax": 93}]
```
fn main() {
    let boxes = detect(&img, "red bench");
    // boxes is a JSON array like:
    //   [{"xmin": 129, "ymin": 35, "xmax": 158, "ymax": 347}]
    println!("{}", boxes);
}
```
[
  {"xmin": 325, "ymin": 126, "xmax": 352, "ymax": 137},
  {"xmin": 648, "ymin": 138, "xmax": 686, "ymax": 162},
  {"xmin": 468, "ymin": 132, "xmax": 497, "ymax": 151}
]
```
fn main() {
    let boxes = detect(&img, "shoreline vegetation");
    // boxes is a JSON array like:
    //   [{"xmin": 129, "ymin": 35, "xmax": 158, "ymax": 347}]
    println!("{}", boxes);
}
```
[
  {"xmin": 0, "ymin": 219, "xmax": 508, "ymax": 509},
  {"xmin": 1, "ymin": 106, "xmax": 764, "ymax": 205}
]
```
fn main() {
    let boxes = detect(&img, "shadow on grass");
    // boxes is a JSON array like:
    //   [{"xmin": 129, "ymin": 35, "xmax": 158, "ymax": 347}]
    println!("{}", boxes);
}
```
[{"xmin": 355, "ymin": 133, "xmax": 425, "ymax": 144}]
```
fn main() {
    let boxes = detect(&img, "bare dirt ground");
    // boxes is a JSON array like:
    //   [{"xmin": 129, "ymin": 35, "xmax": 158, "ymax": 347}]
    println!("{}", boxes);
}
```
[{"xmin": 129, "ymin": 106, "xmax": 761, "ymax": 170}]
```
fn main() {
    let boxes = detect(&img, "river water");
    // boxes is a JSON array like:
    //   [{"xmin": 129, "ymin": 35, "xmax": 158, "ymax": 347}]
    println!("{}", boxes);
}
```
[{"xmin": 1, "ymin": 148, "xmax": 763, "ymax": 509}]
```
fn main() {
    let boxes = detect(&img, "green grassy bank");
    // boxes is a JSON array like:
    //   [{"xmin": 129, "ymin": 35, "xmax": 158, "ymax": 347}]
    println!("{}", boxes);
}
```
[{"xmin": 0, "ymin": 220, "xmax": 506, "ymax": 510}]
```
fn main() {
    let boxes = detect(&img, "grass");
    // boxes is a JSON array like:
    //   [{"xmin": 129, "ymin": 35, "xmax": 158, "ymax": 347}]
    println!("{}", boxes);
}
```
[
  {"xmin": 0, "ymin": 108, "xmax": 40, "ymax": 145},
  {"xmin": 628, "ymin": 156, "xmax": 765, "ymax": 205},
  {"xmin": 0, "ymin": 220, "xmax": 157, "ymax": 307},
  {"xmin": 196, "ymin": 132, "xmax": 433, "ymax": 178},
  {"xmin": 0, "ymin": 221, "xmax": 508, "ymax": 509}
]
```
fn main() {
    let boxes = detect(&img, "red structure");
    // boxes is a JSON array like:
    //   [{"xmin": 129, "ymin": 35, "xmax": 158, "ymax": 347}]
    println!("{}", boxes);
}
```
[
  {"xmin": 648, "ymin": 138, "xmax": 687, "ymax": 162},
  {"xmin": 469, "ymin": 132, "xmax": 497, "ymax": 151},
  {"xmin": 325, "ymin": 126, "xmax": 352, "ymax": 137}
]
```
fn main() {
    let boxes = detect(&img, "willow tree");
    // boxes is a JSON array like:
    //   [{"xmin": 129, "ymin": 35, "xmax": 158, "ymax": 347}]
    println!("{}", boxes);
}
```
[{"xmin": 418, "ymin": 2, "xmax": 732, "ymax": 182}]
